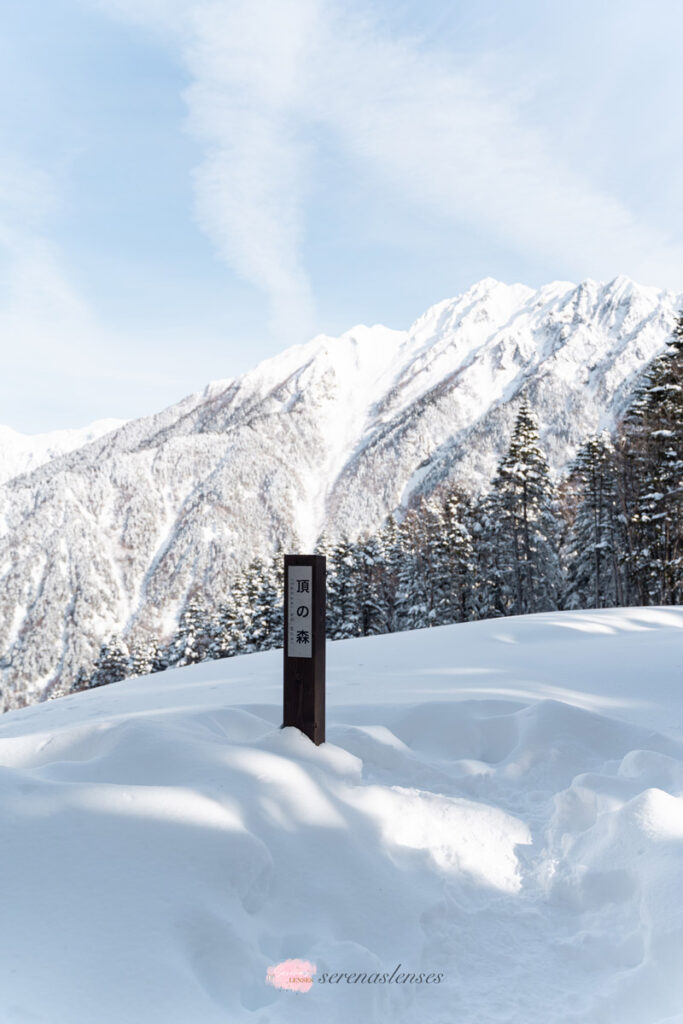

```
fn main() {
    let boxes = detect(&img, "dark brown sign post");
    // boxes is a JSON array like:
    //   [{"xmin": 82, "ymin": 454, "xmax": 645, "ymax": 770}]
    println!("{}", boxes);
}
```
[{"xmin": 283, "ymin": 554, "xmax": 326, "ymax": 745}]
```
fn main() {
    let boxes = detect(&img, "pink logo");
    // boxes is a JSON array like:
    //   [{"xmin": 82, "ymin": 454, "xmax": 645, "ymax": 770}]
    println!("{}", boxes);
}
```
[{"xmin": 266, "ymin": 958, "xmax": 317, "ymax": 993}]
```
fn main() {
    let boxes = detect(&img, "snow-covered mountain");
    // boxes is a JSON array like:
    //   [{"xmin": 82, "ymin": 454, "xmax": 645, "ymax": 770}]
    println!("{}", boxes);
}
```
[
  {"xmin": 0, "ymin": 275, "xmax": 680, "ymax": 707},
  {"xmin": 0, "ymin": 418, "xmax": 125, "ymax": 485}
]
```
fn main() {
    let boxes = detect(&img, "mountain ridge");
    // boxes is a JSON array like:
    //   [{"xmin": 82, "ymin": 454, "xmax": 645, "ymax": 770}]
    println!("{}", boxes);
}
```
[{"xmin": 0, "ymin": 418, "xmax": 127, "ymax": 486}]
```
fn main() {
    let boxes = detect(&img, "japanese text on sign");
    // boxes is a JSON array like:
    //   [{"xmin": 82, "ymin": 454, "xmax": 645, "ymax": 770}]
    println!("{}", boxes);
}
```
[{"xmin": 287, "ymin": 565, "xmax": 312, "ymax": 658}]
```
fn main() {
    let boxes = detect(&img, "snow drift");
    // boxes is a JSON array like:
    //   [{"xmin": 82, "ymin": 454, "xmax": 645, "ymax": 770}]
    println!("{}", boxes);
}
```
[{"xmin": 1, "ymin": 607, "xmax": 682, "ymax": 1023}]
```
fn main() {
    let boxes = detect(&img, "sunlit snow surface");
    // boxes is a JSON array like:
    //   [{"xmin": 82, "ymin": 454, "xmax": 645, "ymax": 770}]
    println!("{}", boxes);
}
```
[{"xmin": 1, "ymin": 608, "xmax": 683, "ymax": 1023}]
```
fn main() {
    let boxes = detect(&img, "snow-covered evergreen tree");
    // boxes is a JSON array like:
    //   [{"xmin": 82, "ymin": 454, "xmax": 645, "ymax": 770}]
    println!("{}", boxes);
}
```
[
  {"xmin": 128, "ymin": 636, "xmax": 164, "ymax": 677},
  {"xmin": 377, "ymin": 513, "xmax": 403, "ymax": 633},
  {"xmin": 471, "ymin": 490, "xmax": 510, "ymax": 618},
  {"xmin": 326, "ymin": 537, "xmax": 360, "ymax": 639},
  {"xmin": 392, "ymin": 508, "xmax": 419, "ymax": 630},
  {"xmin": 90, "ymin": 634, "xmax": 130, "ymax": 688},
  {"xmin": 619, "ymin": 312, "xmax": 683, "ymax": 605},
  {"xmin": 315, "ymin": 533, "xmax": 337, "ymax": 637},
  {"xmin": 242, "ymin": 560, "xmax": 268, "ymax": 652},
  {"xmin": 440, "ymin": 488, "xmax": 478, "ymax": 622},
  {"xmin": 167, "ymin": 594, "xmax": 211, "ymax": 667},
  {"xmin": 563, "ymin": 434, "xmax": 625, "ymax": 608},
  {"xmin": 69, "ymin": 666, "xmax": 91, "ymax": 695},
  {"xmin": 394, "ymin": 500, "xmax": 442, "ymax": 630},
  {"xmin": 354, "ymin": 533, "xmax": 390, "ymax": 636},
  {"xmin": 482, "ymin": 401, "xmax": 562, "ymax": 615},
  {"xmin": 265, "ymin": 555, "xmax": 284, "ymax": 649},
  {"xmin": 244, "ymin": 557, "xmax": 283, "ymax": 651},
  {"xmin": 209, "ymin": 596, "xmax": 239, "ymax": 660},
  {"xmin": 209, "ymin": 571, "xmax": 251, "ymax": 659},
  {"xmin": 422, "ymin": 500, "xmax": 450, "ymax": 625}
]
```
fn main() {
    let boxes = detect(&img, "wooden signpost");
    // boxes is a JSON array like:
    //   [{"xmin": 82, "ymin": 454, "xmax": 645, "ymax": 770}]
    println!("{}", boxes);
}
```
[{"xmin": 283, "ymin": 554, "xmax": 326, "ymax": 745}]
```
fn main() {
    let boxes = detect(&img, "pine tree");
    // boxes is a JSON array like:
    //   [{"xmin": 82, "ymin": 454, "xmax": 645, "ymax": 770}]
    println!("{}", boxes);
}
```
[
  {"xmin": 422, "ymin": 500, "xmax": 450, "ymax": 625},
  {"xmin": 265, "ymin": 555, "xmax": 284, "ymax": 649},
  {"xmin": 69, "ymin": 665, "xmax": 91, "ymax": 695},
  {"xmin": 209, "ymin": 594, "xmax": 241, "ymax": 659},
  {"xmin": 315, "ymin": 533, "xmax": 338, "ymax": 638},
  {"xmin": 208, "ymin": 569, "xmax": 252, "ymax": 659},
  {"xmin": 563, "ymin": 434, "xmax": 625, "ymax": 609},
  {"xmin": 484, "ymin": 401, "xmax": 562, "ymax": 615},
  {"xmin": 393, "ymin": 508, "xmax": 419, "ymax": 630},
  {"xmin": 167, "ymin": 594, "xmax": 211, "ymax": 667},
  {"xmin": 326, "ymin": 537, "xmax": 360, "ymax": 639},
  {"xmin": 128, "ymin": 636, "xmax": 163, "ymax": 677},
  {"xmin": 354, "ymin": 533, "xmax": 390, "ymax": 636},
  {"xmin": 149, "ymin": 637, "xmax": 168, "ymax": 673},
  {"xmin": 227, "ymin": 570, "xmax": 252, "ymax": 653},
  {"xmin": 90, "ymin": 634, "xmax": 130, "ymax": 688},
  {"xmin": 244, "ymin": 557, "xmax": 283, "ymax": 651},
  {"xmin": 471, "ymin": 489, "xmax": 510, "ymax": 618},
  {"xmin": 619, "ymin": 312, "xmax": 683, "ymax": 605},
  {"xmin": 377, "ymin": 513, "xmax": 403, "ymax": 633},
  {"xmin": 242, "ymin": 559, "xmax": 268, "ymax": 651},
  {"xmin": 440, "ymin": 487, "xmax": 478, "ymax": 622},
  {"xmin": 394, "ymin": 501, "xmax": 440, "ymax": 630}
]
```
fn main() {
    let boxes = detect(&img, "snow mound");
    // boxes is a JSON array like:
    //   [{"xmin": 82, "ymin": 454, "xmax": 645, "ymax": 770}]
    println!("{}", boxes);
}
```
[{"xmin": 1, "ymin": 608, "xmax": 683, "ymax": 1023}]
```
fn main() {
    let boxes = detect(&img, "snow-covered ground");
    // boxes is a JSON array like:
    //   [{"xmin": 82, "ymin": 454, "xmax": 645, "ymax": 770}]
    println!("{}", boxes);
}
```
[{"xmin": 1, "ymin": 608, "xmax": 683, "ymax": 1024}]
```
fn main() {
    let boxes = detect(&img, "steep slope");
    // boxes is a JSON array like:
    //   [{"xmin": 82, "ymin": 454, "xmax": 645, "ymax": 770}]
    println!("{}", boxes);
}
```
[
  {"xmin": 0, "ymin": 276, "xmax": 680, "ymax": 707},
  {"xmin": 1, "ymin": 609, "xmax": 683, "ymax": 1023}
]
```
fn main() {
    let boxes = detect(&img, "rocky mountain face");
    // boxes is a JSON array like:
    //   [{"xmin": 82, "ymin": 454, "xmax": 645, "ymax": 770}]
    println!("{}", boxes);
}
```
[{"xmin": 1, "ymin": 275, "xmax": 680, "ymax": 708}]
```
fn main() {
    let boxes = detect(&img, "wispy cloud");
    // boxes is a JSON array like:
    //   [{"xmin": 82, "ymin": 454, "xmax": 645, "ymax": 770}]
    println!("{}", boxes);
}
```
[
  {"xmin": 92, "ymin": 0, "xmax": 683, "ymax": 326},
  {"xmin": 91, "ymin": 0, "xmax": 320, "ymax": 343},
  {"xmin": 319, "ymin": 16, "xmax": 683, "ymax": 289},
  {"xmin": 184, "ymin": 0, "xmax": 319, "ymax": 342}
]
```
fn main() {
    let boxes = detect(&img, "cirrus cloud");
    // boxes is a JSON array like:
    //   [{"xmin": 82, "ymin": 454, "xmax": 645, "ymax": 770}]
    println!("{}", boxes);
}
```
[{"xmin": 89, "ymin": 0, "xmax": 683, "ymax": 334}]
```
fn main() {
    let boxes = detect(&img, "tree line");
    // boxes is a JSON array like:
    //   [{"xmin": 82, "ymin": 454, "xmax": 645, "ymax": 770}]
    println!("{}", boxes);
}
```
[{"xmin": 62, "ymin": 314, "xmax": 682, "ymax": 695}]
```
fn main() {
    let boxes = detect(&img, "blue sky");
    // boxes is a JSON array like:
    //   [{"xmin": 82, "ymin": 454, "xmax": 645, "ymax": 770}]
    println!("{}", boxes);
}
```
[{"xmin": 2, "ymin": 0, "xmax": 683, "ymax": 432}]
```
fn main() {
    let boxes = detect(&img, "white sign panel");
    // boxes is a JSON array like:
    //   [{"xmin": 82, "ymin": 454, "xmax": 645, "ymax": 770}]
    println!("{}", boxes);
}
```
[{"xmin": 287, "ymin": 565, "xmax": 312, "ymax": 658}]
